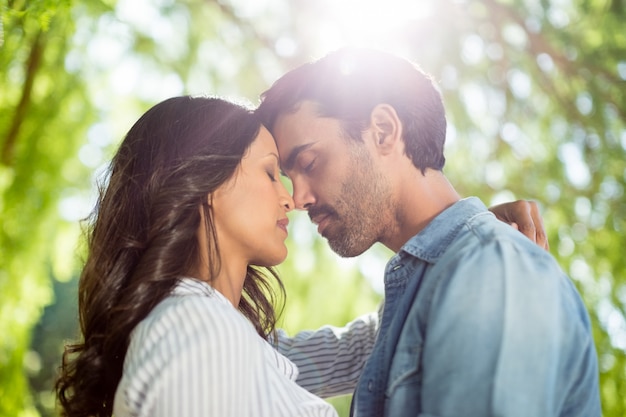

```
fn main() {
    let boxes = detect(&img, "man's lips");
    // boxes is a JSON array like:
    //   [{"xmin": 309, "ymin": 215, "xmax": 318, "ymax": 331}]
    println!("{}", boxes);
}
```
[
  {"xmin": 277, "ymin": 218, "xmax": 289, "ymax": 234},
  {"xmin": 311, "ymin": 213, "xmax": 332, "ymax": 235},
  {"xmin": 309, "ymin": 206, "xmax": 336, "ymax": 235}
]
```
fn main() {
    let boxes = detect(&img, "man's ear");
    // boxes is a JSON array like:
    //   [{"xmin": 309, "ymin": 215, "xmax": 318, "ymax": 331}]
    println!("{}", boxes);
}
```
[{"xmin": 369, "ymin": 104, "xmax": 403, "ymax": 156}]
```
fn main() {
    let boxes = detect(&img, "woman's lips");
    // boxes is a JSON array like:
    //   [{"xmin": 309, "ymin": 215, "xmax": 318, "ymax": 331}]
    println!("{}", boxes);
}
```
[{"xmin": 277, "ymin": 218, "xmax": 289, "ymax": 234}]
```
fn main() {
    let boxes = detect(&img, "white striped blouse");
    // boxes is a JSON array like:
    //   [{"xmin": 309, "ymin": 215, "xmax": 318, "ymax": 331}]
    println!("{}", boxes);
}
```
[{"xmin": 113, "ymin": 278, "xmax": 338, "ymax": 417}]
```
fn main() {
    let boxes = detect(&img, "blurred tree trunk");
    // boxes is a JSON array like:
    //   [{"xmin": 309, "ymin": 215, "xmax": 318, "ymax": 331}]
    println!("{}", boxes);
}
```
[{"xmin": 0, "ymin": 1, "xmax": 94, "ymax": 414}]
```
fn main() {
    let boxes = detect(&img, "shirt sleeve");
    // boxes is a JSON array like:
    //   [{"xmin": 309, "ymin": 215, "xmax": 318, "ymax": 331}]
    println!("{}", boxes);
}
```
[
  {"xmin": 275, "ymin": 311, "xmax": 380, "ymax": 398},
  {"xmin": 419, "ymin": 237, "xmax": 599, "ymax": 417},
  {"xmin": 118, "ymin": 296, "xmax": 338, "ymax": 417}
]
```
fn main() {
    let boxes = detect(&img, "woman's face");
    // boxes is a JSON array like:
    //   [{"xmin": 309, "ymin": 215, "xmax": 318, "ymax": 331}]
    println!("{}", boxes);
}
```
[{"xmin": 211, "ymin": 126, "xmax": 294, "ymax": 268}]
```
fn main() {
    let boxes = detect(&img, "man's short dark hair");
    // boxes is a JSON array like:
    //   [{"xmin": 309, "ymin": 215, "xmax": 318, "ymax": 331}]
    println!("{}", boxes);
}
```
[{"xmin": 257, "ymin": 47, "xmax": 447, "ymax": 173}]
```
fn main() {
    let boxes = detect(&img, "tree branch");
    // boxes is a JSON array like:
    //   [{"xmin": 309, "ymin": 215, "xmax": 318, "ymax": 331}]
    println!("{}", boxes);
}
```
[
  {"xmin": 468, "ymin": 0, "xmax": 626, "ymax": 124},
  {"xmin": 210, "ymin": 0, "xmax": 276, "ymax": 51},
  {"xmin": 1, "ymin": 30, "xmax": 44, "ymax": 166}
]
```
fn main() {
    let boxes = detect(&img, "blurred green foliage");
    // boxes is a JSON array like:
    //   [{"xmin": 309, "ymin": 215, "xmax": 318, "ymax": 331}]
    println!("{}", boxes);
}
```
[
  {"xmin": 1, "ymin": 0, "xmax": 625, "ymax": 416},
  {"xmin": 1, "ymin": 0, "xmax": 93, "ymax": 415}
]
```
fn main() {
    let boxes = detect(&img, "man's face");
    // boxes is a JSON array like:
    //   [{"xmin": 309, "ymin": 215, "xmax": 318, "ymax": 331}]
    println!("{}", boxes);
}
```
[{"xmin": 271, "ymin": 101, "xmax": 392, "ymax": 257}]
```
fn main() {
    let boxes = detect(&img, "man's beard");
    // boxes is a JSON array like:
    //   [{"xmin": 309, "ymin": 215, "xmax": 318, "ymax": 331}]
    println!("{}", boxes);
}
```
[{"xmin": 313, "ymin": 157, "xmax": 390, "ymax": 258}]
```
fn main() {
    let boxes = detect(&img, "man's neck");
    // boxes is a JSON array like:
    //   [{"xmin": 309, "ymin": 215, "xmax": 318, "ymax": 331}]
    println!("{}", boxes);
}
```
[{"xmin": 382, "ymin": 169, "xmax": 460, "ymax": 253}]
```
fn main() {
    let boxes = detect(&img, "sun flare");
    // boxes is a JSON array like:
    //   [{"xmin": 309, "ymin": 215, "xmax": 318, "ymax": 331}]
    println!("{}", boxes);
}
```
[{"xmin": 315, "ymin": 0, "xmax": 435, "ymax": 50}]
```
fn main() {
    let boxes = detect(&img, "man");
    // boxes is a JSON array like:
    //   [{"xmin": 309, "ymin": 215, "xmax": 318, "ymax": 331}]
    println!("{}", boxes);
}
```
[{"xmin": 259, "ymin": 48, "xmax": 600, "ymax": 416}]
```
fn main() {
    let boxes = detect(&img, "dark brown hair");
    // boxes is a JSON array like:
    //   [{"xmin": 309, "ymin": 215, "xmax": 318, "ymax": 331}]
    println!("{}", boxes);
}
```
[
  {"xmin": 56, "ymin": 96, "xmax": 285, "ymax": 417},
  {"xmin": 257, "ymin": 47, "xmax": 447, "ymax": 174}
]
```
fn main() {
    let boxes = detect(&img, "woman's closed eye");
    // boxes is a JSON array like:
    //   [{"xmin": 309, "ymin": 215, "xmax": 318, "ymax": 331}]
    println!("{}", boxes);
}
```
[{"xmin": 267, "ymin": 163, "xmax": 282, "ymax": 182}]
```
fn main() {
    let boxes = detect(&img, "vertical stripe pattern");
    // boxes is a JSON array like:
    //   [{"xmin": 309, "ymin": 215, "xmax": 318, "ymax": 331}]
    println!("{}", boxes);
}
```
[
  {"xmin": 274, "ymin": 311, "xmax": 380, "ymax": 398},
  {"xmin": 114, "ymin": 278, "xmax": 338, "ymax": 417}
]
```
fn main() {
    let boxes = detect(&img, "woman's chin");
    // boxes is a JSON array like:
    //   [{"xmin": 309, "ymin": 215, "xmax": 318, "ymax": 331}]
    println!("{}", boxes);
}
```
[{"xmin": 252, "ymin": 248, "xmax": 288, "ymax": 267}]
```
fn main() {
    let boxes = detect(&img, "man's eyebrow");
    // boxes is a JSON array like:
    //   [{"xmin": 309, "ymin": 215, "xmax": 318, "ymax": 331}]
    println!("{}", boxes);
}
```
[{"xmin": 282, "ymin": 142, "xmax": 315, "ymax": 171}]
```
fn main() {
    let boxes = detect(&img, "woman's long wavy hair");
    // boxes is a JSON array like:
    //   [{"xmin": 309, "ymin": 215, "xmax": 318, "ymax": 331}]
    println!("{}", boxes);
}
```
[{"xmin": 55, "ymin": 96, "xmax": 285, "ymax": 417}]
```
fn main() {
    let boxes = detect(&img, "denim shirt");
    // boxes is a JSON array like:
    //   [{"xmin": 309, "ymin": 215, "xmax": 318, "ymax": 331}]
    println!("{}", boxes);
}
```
[{"xmin": 352, "ymin": 197, "xmax": 600, "ymax": 417}]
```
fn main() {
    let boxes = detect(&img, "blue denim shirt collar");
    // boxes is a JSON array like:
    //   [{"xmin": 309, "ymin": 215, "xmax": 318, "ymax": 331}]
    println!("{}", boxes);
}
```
[{"xmin": 386, "ymin": 197, "xmax": 490, "ymax": 277}]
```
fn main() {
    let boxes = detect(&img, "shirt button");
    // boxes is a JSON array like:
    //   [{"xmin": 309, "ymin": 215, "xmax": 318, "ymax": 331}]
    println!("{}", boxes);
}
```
[
  {"xmin": 392, "ymin": 264, "xmax": 402, "ymax": 271},
  {"xmin": 368, "ymin": 380, "xmax": 374, "ymax": 391}
]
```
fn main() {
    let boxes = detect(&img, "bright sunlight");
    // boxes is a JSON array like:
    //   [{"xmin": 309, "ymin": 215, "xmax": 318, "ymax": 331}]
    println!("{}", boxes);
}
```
[{"xmin": 305, "ymin": 0, "xmax": 437, "ymax": 52}]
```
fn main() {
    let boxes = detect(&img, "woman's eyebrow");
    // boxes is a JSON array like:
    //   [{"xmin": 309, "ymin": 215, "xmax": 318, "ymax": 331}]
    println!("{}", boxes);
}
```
[{"xmin": 264, "ymin": 152, "xmax": 280, "ymax": 161}]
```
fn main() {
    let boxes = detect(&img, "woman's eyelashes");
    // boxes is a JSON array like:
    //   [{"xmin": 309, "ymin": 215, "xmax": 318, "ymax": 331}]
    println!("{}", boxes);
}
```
[{"xmin": 267, "ymin": 164, "xmax": 280, "ymax": 182}]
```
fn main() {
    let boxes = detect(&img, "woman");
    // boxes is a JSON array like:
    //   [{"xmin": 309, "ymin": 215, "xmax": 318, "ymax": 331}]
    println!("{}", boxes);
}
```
[{"xmin": 56, "ymin": 96, "xmax": 338, "ymax": 417}]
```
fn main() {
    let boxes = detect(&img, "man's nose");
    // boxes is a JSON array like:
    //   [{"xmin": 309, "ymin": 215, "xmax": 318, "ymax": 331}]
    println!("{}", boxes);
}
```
[{"xmin": 291, "ymin": 177, "xmax": 315, "ymax": 210}]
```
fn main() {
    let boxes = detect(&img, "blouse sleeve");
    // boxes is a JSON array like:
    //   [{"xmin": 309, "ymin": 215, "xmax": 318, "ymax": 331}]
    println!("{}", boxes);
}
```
[{"xmin": 275, "ymin": 310, "xmax": 380, "ymax": 398}]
